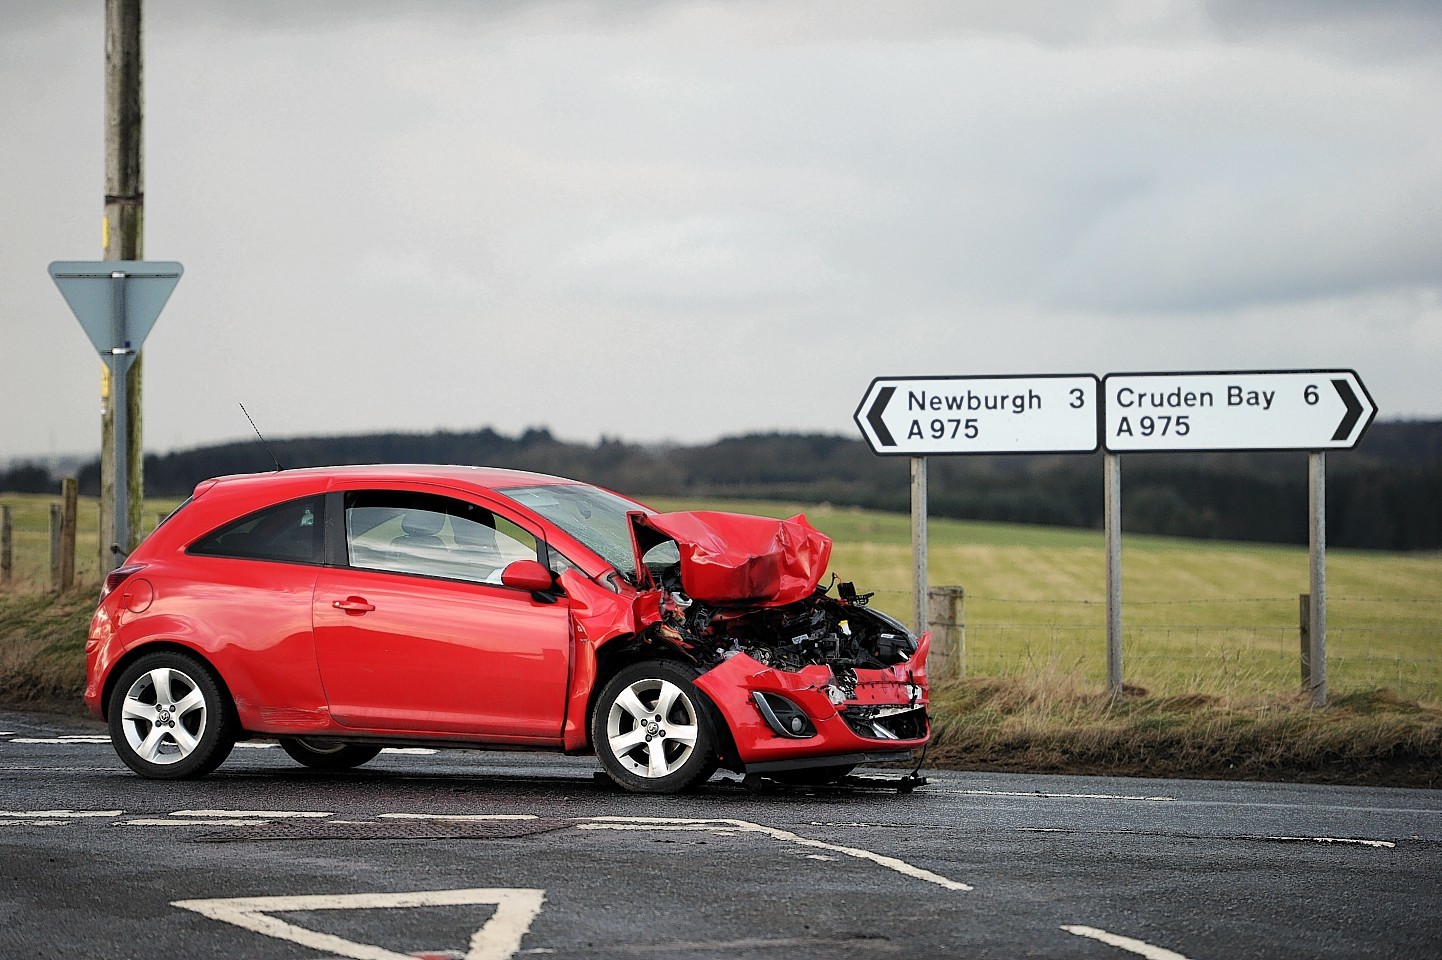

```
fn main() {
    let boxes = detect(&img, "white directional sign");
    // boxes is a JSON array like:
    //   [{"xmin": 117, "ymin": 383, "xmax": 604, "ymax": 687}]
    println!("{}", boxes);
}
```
[
  {"xmin": 1103, "ymin": 370, "xmax": 1376, "ymax": 452},
  {"xmin": 854, "ymin": 375, "xmax": 1100, "ymax": 455}
]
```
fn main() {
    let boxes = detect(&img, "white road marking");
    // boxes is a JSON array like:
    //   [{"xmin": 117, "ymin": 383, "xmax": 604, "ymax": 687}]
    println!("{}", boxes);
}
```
[
  {"xmin": 1062, "ymin": 925, "xmax": 1193, "ymax": 959},
  {"xmin": 381, "ymin": 747, "xmax": 439, "ymax": 755},
  {"xmin": 173, "ymin": 809, "xmax": 333, "ymax": 819},
  {"xmin": 234, "ymin": 742, "xmax": 277, "ymax": 749},
  {"xmin": 582, "ymin": 817, "xmax": 972, "ymax": 891},
  {"xmin": 125, "ymin": 818, "xmax": 279, "ymax": 827},
  {"xmin": 172, "ymin": 887, "xmax": 546, "ymax": 960},
  {"xmin": 1258, "ymin": 835, "xmax": 1396, "ymax": 848},
  {"xmin": 8, "ymin": 736, "xmax": 112, "ymax": 744},
  {"xmin": 0, "ymin": 809, "xmax": 122, "ymax": 818},
  {"xmin": 934, "ymin": 788, "xmax": 1177, "ymax": 802},
  {"xmin": 379, "ymin": 813, "xmax": 539, "ymax": 821},
  {"xmin": 0, "ymin": 819, "xmax": 68, "ymax": 827}
]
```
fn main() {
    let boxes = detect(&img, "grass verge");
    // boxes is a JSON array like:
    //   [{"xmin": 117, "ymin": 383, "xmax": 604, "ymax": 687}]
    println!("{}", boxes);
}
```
[
  {"xmin": 2, "ymin": 588, "xmax": 1438, "ymax": 787},
  {"xmin": 0, "ymin": 588, "xmax": 96, "ymax": 714},
  {"xmin": 927, "ymin": 677, "xmax": 1442, "ymax": 789}
]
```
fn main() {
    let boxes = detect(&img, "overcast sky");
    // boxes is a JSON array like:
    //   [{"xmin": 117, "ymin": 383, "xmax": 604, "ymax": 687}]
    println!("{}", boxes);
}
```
[{"xmin": 3, "ymin": 0, "xmax": 1439, "ymax": 462}]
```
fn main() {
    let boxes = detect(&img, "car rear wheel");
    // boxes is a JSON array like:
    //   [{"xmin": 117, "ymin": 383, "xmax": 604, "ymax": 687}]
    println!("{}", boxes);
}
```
[
  {"xmin": 592, "ymin": 660, "xmax": 719, "ymax": 794},
  {"xmin": 107, "ymin": 651, "xmax": 235, "ymax": 780},
  {"xmin": 279, "ymin": 737, "xmax": 382, "ymax": 771}
]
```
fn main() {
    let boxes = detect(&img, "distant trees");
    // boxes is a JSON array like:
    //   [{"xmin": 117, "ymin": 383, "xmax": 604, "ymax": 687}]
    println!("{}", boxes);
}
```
[
  {"xmin": 18, "ymin": 420, "xmax": 1442, "ymax": 551},
  {"xmin": 0, "ymin": 463, "xmax": 54, "ymax": 494}
]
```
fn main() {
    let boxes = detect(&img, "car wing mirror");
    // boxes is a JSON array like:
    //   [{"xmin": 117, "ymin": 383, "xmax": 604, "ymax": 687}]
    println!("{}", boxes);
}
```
[{"xmin": 501, "ymin": 559, "xmax": 558, "ymax": 602}]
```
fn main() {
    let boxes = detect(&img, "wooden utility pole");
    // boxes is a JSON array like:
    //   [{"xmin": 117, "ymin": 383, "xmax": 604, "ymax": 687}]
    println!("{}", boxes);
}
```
[{"xmin": 103, "ymin": 0, "xmax": 144, "ymax": 564}]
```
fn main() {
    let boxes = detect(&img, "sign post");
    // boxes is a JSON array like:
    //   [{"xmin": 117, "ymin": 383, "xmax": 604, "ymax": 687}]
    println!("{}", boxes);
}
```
[
  {"xmin": 49, "ymin": 260, "xmax": 182, "ymax": 567},
  {"xmin": 855, "ymin": 374, "xmax": 1101, "ymax": 457},
  {"xmin": 1102, "ymin": 369, "xmax": 1376, "ymax": 706},
  {"xmin": 1102, "ymin": 370, "xmax": 1374, "ymax": 453},
  {"xmin": 855, "ymin": 374, "xmax": 1100, "ymax": 640}
]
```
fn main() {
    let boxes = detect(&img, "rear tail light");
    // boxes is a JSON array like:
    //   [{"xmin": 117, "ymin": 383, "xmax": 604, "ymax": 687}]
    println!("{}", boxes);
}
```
[{"xmin": 102, "ymin": 563, "xmax": 147, "ymax": 599}]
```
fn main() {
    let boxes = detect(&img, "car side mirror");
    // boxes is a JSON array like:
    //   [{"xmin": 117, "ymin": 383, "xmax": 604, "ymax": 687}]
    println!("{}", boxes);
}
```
[{"xmin": 501, "ymin": 559, "xmax": 556, "ymax": 597}]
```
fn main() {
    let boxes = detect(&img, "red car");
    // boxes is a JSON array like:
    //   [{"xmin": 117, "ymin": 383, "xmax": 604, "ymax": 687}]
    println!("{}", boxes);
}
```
[{"xmin": 85, "ymin": 465, "xmax": 930, "ymax": 793}]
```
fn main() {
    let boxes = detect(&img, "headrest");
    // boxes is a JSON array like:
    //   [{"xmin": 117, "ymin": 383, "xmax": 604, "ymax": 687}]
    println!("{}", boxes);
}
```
[{"xmin": 400, "ymin": 511, "xmax": 446, "ymax": 537}]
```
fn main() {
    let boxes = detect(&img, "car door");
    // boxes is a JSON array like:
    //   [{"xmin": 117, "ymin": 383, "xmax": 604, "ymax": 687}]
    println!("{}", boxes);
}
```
[{"xmin": 311, "ymin": 487, "xmax": 571, "ymax": 741}]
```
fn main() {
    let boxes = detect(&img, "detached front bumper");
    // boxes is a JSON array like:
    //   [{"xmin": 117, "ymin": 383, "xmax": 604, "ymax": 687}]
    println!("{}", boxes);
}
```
[{"xmin": 693, "ymin": 633, "xmax": 930, "ymax": 773}]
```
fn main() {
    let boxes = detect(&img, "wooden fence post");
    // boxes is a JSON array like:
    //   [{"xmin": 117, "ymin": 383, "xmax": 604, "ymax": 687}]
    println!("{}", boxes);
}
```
[
  {"xmin": 927, "ymin": 585, "xmax": 966, "ymax": 681},
  {"xmin": 1299, "ymin": 593, "xmax": 1312, "ymax": 689},
  {"xmin": 1, "ymin": 506, "xmax": 11, "ymax": 583},
  {"xmin": 60, "ymin": 478, "xmax": 78, "ymax": 590},
  {"xmin": 49, "ymin": 504, "xmax": 63, "ymax": 591}
]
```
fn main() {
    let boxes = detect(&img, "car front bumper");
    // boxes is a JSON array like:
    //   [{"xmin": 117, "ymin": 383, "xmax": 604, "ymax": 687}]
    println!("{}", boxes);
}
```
[{"xmin": 693, "ymin": 633, "xmax": 930, "ymax": 772}]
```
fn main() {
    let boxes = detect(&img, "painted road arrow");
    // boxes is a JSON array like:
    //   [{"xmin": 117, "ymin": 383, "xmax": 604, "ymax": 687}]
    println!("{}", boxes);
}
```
[
  {"xmin": 854, "ymin": 375, "xmax": 1100, "ymax": 455},
  {"xmin": 1103, "ymin": 370, "xmax": 1377, "ymax": 452}
]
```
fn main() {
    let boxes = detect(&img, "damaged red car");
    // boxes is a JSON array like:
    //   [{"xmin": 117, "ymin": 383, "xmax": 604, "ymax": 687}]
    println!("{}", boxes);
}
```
[{"xmin": 85, "ymin": 465, "xmax": 930, "ymax": 793}]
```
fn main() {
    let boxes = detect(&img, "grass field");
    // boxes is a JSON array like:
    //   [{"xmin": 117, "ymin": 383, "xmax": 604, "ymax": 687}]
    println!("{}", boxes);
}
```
[
  {"xmin": 3, "ymin": 489, "xmax": 1438, "ymax": 786},
  {"xmin": 4, "ymin": 490, "xmax": 1439, "ymax": 704},
  {"xmin": 645, "ymin": 496, "xmax": 1442, "ymax": 705}
]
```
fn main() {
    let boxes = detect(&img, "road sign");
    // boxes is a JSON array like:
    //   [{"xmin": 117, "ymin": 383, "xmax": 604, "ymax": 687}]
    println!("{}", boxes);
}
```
[
  {"xmin": 49, "ymin": 260, "xmax": 183, "ymax": 368},
  {"xmin": 854, "ymin": 375, "xmax": 1100, "ymax": 455},
  {"xmin": 48, "ymin": 260, "xmax": 183, "ymax": 566},
  {"xmin": 1103, "ymin": 370, "xmax": 1376, "ymax": 452}
]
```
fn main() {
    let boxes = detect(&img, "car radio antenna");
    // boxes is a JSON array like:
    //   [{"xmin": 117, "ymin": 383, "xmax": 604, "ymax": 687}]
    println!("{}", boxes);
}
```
[{"xmin": 239, "ymin": 402, "xmax": 284, "ymax": 471}]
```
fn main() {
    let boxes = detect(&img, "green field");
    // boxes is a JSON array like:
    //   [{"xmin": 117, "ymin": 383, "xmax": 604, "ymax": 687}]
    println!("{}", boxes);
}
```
[
  {"xmin": 646, "ymin": 496, "xmax": 1442, "ymax": 705},
  {"xmin": 5, "ymin": 490, "xmax": 1438, "ymax": 704}
]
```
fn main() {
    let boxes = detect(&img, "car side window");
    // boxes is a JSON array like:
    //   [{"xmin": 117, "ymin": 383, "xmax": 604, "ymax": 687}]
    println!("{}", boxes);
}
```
[
  {"xmin": 189, "ymin": 495, "xmax": 325, "ymax": 565},
  {"xmin": 344, "ymin": 490, "xmax": 540, "ymax": 585}
]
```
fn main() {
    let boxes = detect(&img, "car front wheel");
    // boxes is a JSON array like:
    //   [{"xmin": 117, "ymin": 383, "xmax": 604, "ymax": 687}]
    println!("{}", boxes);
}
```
[
  {"xmin": 279, "ymin": 737, "xmax": 382, "ymax": 771},
  {"xmin": 107, "ymin": 651, "xmax": 236, "ymax": 780},
  {"xmin": 592, "ymin": 660, "xmax": 719, "ymax": 794}
]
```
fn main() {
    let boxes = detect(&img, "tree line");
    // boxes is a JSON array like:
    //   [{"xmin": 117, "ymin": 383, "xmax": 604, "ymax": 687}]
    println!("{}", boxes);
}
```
[{"xmin": 3, "ymin": 421, "xmax": 1438, "ymax": 550}]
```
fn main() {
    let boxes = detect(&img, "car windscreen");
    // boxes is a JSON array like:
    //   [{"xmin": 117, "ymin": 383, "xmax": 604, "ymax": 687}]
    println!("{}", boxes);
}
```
[{"xmin": 497, "ymin": 483, "xmax": 647, "ymax": 580}]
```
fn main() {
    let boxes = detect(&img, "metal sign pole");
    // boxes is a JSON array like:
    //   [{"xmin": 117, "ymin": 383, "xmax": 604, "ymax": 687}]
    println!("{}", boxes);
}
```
[
  {"xmin": 1104, "ymin": 452, "xmax": 1123, "ymax": 696},
  {"xmin": 1308, "ymin": 452, "xmax": 1327, "ymax": 706},
  {"xmin": 108, "ymin": 270, "xmax": 132, "ymax": 565},
  {"xmin": 912, "ymin": 456, "xmax": 928, "ymax": 636}
]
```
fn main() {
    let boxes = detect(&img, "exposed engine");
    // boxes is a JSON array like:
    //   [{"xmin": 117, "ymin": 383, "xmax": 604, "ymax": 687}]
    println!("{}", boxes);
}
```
[{"xmin": 645, "ymin": 568, "xmax": 918, "ymax": 674}]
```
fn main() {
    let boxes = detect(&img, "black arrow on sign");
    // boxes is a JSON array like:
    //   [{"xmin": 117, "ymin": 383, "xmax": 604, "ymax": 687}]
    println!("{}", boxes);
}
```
[
  {"xmin": 867, "ymin": 386, "xmax": 896, "ymax": 447},
  {"xmin": 1331, "ymin": 379, "xmax": 1363, "ymax": 442}
]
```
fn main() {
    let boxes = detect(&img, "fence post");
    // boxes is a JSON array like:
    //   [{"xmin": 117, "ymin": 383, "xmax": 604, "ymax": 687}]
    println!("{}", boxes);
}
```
[
  {"xmin": 60, "ymin": 478, "xmax": 78, "ymax": 590},
  {"xmin": 1299, "ymin": 593, "xmax": 1311, "ymax": 689},
  {"xmin": 1, "ymin": 505, "xmax": 11, "ymax": 583},
  {"xmin": 49, "ymin": 504, "xmax": 63, "ymax": 591},
  {"xmin": 927, "ymin": 585, "xmax": 965, "ymax": 681}
]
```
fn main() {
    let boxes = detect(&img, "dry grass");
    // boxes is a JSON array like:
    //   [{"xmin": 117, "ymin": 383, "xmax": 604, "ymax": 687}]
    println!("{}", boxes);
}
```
[
  {"xmin": 0, "ymin": 588, "xmax": 95, "ymax": 711},
  {"xmin": 926, "ymin": 675, "xmax": 1442, "ymax": 788}
]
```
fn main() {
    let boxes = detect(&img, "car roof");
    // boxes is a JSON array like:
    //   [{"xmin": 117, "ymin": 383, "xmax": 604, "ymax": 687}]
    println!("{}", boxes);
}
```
[{"xmin": 199, "ymin": 464, "xmax": 578, "ymax": 496}]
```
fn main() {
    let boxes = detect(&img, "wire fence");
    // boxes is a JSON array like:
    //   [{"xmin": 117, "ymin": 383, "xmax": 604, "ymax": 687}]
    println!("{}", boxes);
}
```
[{"xmin": 899, "ymin": 590, "xmax": 1442, "ymax": 705}]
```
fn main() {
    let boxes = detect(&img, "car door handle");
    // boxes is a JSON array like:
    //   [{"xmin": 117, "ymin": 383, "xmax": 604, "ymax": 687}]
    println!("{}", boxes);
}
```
[{"xmin": 332, "ymin": 597, "xmax": 376, "ymax": 613}]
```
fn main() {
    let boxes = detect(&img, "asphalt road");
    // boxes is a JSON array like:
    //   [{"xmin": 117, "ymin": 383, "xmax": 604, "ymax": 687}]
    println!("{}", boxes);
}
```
[{"xmin": 1, "ymin": 707, "xmax": 1438, "ymax": 960}]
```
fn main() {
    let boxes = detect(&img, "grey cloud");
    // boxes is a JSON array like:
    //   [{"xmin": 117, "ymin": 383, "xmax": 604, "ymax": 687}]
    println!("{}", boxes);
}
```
[{"xmin": 1206, "ymin": 0, "xmax": 1442, "ymax": 61}]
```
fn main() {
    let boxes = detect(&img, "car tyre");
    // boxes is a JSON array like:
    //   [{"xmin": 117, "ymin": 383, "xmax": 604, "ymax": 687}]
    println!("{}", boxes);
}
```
[
  {"xmin": 592, "ymin": 660, "xmax": 719, "ymax": 794},
  {"xmin": 279, "ymin": 737, "xmax": 383, "ymax": 771},
  {"xmin": 107, "ymin": 651, "xmax": 236, "ymax": 780}
]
